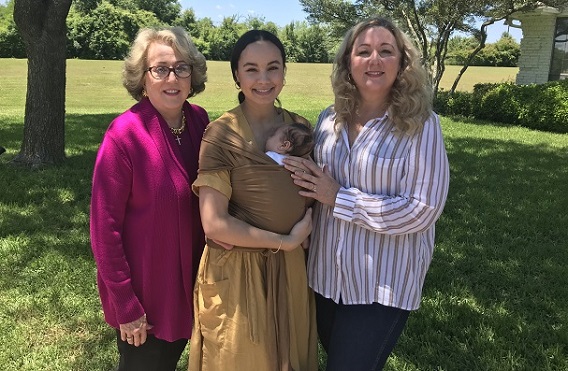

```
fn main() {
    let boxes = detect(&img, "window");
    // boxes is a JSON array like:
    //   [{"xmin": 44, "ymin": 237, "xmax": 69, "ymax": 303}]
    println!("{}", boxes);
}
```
[{"xmin": 549, "ymin": 17, "xmax": 568, "ymax": 81}]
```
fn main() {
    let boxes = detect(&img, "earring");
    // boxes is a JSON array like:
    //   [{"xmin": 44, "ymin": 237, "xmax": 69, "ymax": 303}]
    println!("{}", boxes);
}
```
[
  {"xmin": 142, "ymin": 89, "xmax": 148, "ymax": 97},
  {"xmin": 347, "ymin": 73, "xmax": 355, "ymax": 85},
  {"xmin": 235, "ymin": 82, "xmax": 241, "ymax": 90}
]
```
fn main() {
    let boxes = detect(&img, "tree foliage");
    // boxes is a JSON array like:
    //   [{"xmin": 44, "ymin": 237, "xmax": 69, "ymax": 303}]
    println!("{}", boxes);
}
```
[
  {"xmin": 0, "ymin": 0, "xmax": 25, "ymax": 57},
  {"xmin": 447, "ymin": 32, "xmax": 520, "ymax": 67},
  {"xmin": 207, "ymin": 16, "xmax": 243, "ymax": 61},
  {"xmin": 0, "ymin": 0, "xmax": 537, "ymax": 67},
  {"xmin": 0, "ymin": 0, "xmax": 340, "ymax": 63},
  {"xmin": 67, "ymin": 1, "xmax": 159, "ymax": 60},
  {"xmin": 300, "ymin": 0, "xmax": 568, "ymax": 93},
  {"xmin": 4, "ymin": 0, "xmax": 345, "ymax": 168},
  {"xmin": 136, "ymin": 0, "xmax": 180, "ymax": 24},
  {"xmin": 297, "ymin": 23, "xmax": 331, "ymax": 62}
]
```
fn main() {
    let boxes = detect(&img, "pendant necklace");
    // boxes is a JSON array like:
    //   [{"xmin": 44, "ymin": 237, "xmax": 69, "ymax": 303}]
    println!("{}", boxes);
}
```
[{"xmin": 169, "ymin": 110, "xmax": 186, "ymax": 145}]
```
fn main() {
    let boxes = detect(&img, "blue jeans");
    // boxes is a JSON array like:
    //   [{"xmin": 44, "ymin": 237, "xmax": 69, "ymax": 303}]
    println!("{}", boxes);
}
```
[
  {"xmin": 115, "ymin": 330, "xmax": 187, "ymax": 371},
  {"xmin": 315, "ymin": 293, "xmax": 410, "ymax": 371}
]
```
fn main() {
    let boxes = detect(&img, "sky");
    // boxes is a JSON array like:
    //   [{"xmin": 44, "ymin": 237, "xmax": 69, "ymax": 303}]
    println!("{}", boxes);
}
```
[{"xmin": 180, "ymin": 0, "xmax": 523, "ymax": 43}]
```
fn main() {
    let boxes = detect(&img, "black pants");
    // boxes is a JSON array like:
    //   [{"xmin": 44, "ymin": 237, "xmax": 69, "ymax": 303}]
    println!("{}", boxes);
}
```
[
  {"xmin": 315, "ymin": 293, "xmax": 410, "ymax": 371},
  {"xmin": 115, "ymin": 330, "xmax": 188, "ymax": 371}
]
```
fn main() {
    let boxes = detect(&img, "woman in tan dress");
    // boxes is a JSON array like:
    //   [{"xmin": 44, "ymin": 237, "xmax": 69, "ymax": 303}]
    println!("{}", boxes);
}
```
[{"xmin": 188, "ymin": 30, "xmax": 318, "ymax": 371}]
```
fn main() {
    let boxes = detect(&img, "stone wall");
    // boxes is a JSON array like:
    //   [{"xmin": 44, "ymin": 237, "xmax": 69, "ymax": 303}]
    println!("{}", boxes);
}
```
[{"xmin": 510, "ymin": 6, "xmax": 567, "ymax": 84}]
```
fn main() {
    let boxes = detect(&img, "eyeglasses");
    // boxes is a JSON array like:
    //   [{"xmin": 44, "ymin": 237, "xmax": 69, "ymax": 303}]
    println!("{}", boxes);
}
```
[{"xmin": 146, "ymin": 64, "xmax": 192, "ymax": 80}]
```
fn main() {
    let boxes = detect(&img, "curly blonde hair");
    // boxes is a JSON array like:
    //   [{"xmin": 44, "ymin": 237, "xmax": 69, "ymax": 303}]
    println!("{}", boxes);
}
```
[
  {"xmin": 331, "ymin": 17, "xmax": 432, "ymax": 133},
  {"xmin": 123, "ymin": 26, "xmax": 207, "ymax": 101}
]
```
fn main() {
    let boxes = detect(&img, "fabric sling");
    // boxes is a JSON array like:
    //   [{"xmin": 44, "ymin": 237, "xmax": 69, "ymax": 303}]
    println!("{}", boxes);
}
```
[{"xmin": 193, "ymin": 120, "xmax": 312, "ymax": 370}]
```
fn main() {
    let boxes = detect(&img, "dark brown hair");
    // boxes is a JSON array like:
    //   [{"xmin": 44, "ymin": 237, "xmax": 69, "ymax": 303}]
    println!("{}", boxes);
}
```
[{"xmin": 278, "ymin": 123, "xmax": 315, "ymax": 157}]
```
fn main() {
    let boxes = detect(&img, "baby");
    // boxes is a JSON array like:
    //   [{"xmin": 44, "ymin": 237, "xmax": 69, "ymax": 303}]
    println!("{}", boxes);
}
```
[{"xmin": 265, "ymin": 123, "xmax": 315, "ymax": 165}]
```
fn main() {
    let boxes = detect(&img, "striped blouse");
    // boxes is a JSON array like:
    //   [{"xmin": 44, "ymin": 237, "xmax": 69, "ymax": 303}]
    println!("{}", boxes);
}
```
[{"xmin": 308, "ymin": 106, "xmax": 450, "ymax": 310}]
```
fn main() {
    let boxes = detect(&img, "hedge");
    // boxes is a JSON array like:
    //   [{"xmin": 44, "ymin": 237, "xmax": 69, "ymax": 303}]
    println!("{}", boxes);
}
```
[{"xmin": 434, "ymin": 80, "xmax": 568, "ymax": 134}]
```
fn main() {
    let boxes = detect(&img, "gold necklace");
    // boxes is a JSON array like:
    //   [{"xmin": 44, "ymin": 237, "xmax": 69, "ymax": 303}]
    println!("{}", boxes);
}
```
[{"xmin": 170, "ymin": 110, "xmax": 186, "ymax": 145}]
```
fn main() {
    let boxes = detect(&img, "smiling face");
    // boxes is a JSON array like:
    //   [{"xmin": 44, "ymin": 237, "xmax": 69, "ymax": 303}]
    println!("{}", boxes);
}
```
[
  {"xmin": 144, "ymin": 42, "xmax": 192, "ymax": 120},
  {"xmin": 234, "ymin": 40, "xmax": 285, "ymax": 107},
  {"xmin": 349, "ymin": 26, "xmax": 401, "ymax": 101}
]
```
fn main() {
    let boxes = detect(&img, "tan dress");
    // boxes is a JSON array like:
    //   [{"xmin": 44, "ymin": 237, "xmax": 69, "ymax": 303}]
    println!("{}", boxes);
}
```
[{"xmin": 189, "ymin": 106, "xmax": 318, "ymax": 371}]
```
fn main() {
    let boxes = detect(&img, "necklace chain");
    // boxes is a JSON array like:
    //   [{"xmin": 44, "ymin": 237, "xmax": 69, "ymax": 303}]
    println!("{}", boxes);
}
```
[
  {"xmin": 169, "ymin": 110, "xmax": 186, "ymax": 135},
  {"xmin": 170, "ymin": 110, "xmax": 185, "ymax": 145}
]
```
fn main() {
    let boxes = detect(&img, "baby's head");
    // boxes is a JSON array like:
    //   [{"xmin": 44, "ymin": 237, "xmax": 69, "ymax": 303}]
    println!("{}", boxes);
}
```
[{"xmin": 266, "ymin": 123, "xmax": 315, "ymax": 156}]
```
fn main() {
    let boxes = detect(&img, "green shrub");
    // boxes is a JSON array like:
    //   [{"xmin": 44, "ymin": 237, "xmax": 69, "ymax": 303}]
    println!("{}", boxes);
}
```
[
  {"xmin": 519, "ymin": 80, "xmax": 568, "ymax": 133},
  {"xmin": 470, "ymin": 80, "xmax": 568, "ymax": 133},
  {"xmin": 474, "ymin": 83, "xmax": 520, "ymax": 124},
  {"xmin": 434, "ymin": 90, "xmax": 473, "ymax": 117},
  {"xmin": 434, "ymin": 81, "xmax": 568, "ymax": 134},
  {"xmin": 0, "ymin": 23, "xmax": 25, "ymax": 58}
]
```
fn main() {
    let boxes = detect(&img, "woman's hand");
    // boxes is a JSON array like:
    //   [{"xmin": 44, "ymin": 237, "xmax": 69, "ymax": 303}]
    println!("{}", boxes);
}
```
[
  {"xmin": 119, "ymin": 314, "xmax": 153, "ymax": 347},
  {"xmin": 281, "ymin": 208, "xmax": 313, "ymax": 251},
  {"xmin": 199, "ymin": 186, "xmax": 311, "ymax": 252},
  {"xmin": 283, "ymin": 156, "xmax": 341, "ymax": 207}
]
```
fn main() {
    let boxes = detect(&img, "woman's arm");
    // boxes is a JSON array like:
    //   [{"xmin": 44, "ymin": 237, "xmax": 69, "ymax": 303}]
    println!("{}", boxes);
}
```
[
  {"xmin": 285, "ymin": 114, "xmax": 450, "ymax": 235},
  {"xmin": 199, "ymin": 186, "xmax": 312, "ymax": 252},
  {"xmin": 90, "ymin": 135, "xmax": 145, "ymax": 323}
]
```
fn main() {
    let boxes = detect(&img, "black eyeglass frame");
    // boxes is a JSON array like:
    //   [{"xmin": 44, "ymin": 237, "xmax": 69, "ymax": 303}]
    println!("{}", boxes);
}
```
[{"xmin": 146, "ymin": 64, "xmax": 192, "ymax": 80}]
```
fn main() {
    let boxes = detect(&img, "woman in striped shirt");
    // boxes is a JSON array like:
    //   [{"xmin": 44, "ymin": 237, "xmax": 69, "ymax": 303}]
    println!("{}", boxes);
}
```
[{"xmin": 283, "ymin": 17, "xmax": 450, "ymax": 370}]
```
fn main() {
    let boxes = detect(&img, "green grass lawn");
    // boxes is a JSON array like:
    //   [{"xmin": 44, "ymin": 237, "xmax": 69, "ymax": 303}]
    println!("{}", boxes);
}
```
[{"xmin": 1, "ymin": 59, "xmax": 567, "ymax": 370}]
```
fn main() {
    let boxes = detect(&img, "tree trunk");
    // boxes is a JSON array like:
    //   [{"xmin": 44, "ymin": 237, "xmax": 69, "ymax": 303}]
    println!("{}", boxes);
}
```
[
  {"xmin": 13, "ymin": 0, "xmax": 72, "ymax": 168},
  {"xmin": 449, "ymin": 19, "xmax": 495, "ymax": 94}
]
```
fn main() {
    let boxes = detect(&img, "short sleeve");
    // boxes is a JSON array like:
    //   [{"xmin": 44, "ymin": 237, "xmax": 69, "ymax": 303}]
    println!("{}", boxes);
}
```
[{"xmin": 192, "ymin": 170, "xmax": 232, "ymax": 199}]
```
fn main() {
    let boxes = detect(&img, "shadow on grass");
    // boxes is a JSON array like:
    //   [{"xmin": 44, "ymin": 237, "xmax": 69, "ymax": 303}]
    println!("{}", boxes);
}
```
[
  {"xmin": 1, "ymin": 114, "xmax": 568, "ymax": 370},
  {"xmin": 394, "ymin": 135, "xmax": 568, "ymax": 370},
  {"xmin": 0, "ymin": 113, "xmax": 120, "ymax": 370}
]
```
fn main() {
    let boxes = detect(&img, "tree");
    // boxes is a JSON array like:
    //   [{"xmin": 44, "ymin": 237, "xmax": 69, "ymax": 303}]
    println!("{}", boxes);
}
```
[
  {"xmin": 281, "ymin": 22, "xmax": 302, "ymax": 62},
  {"xmin": 297, "ymin": 24, "xmax": 331, "ymax": 62},
  {"xmin": 445, "ymin": 36, "xmax": 479, "ymax": 65},
  {"xmin": 67, "ymin": 1, "xmax": 159, "ymax": 60},
  {"xmin": 491, "ymin": 33, "xmax": 521, "ymax": 67},
  {"xmin": 173, "ymin": 8, "xmax": 197, "ymax": 30},
  {"xmin": 136, "ymin": 0, "xmax": 181, "ymax": 25},
  {"xmin": 244, "ymin": 16, "xmax": 279, "ymax": 36},
  {"xmin": 0, "ymin": 0, "xmax": 25, "ymax": 58},
  {"xmin": 300, "ymin": 0, "xmax": 568, "ymax": 94},
  {"xmin": 208, "ymin": 16, "xmax": 242, "ymax": 61},
  {"xmin": 13, "ymin": 0, "xmax": 72, "ymax": 167},
  {"xmin": 184, "ymin": 17, "xmax": 216, "ymax": 59},
  {"xmin": 300, "ymin": 0, "xmax": 367, "ymax": 37},
  {"xmin": 72, "ymin": 0, "xmax": 100, "ymax": 13}
]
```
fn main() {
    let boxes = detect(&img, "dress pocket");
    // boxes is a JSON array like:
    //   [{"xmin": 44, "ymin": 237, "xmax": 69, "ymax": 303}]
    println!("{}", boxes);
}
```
[{"xmin": 197, "ymin": 278, "xmax": 230, "ymax": 347}]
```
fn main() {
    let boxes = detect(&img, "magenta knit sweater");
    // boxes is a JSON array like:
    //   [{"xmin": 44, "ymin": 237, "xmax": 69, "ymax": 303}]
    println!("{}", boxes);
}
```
[{"xmin": 90, "ymin": 98, "xmax": 207, "ymax": 341}]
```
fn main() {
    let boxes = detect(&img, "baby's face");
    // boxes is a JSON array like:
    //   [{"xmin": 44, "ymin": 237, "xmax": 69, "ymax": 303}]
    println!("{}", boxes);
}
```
[{"xmin": 266, "ymin": 128, "xmax": 286, "ymax": 153}]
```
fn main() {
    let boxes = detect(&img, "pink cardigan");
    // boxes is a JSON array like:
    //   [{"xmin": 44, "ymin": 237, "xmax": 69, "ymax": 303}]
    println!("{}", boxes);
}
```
[{"xmin": 90, "ymin": 98, "xmax": 208, "ymax": 341}]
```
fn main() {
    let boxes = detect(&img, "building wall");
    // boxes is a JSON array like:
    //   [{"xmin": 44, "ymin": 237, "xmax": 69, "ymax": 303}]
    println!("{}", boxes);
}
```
[
  {"xmin": 511, "ymin": 6, "xmax": 568, "ymax": 84},
  {"xmin": 514, "ymin": 10, "xmax": 558, "ymax": 84}
]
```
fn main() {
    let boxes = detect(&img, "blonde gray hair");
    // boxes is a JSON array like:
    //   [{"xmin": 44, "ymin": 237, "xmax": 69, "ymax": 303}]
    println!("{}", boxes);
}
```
[
  {"xmin": 331, "ymin": 17, "xmax": 432, "ymax": 133},
  {"xmin": 123, "ymin": 26, "xmax": 207, "ymax": 101}
]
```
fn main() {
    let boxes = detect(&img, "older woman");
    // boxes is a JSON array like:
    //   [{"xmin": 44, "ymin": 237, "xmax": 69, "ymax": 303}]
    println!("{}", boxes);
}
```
[
  {"xmin": 90, "ymin": 27, "xmax": 208, "ymax": 371},
  {"xmin": 284, "ymin": 17, "xmax": 450, "ymax": 370}
]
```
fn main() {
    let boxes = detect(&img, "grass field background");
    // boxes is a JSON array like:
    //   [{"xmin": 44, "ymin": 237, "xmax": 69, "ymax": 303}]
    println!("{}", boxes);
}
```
[
  {"xmin": 0, "ymin": 59, "xmax": 519, "ymax": 117},
  {"xmin": 1, "ymin": 58, "xmax": 567, "ymax": 371}
]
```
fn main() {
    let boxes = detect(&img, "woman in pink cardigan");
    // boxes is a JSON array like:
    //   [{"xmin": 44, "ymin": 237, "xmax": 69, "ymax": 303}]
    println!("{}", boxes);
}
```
[{"xmin": 90, "ymin": 27, "xmax": 208, "ymax": 371}]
